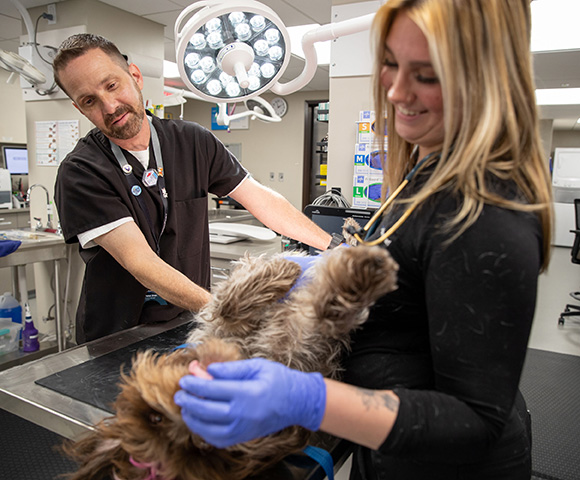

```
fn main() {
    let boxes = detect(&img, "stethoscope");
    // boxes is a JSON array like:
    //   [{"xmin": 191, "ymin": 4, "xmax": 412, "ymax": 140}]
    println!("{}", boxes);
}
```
[
  {"xmin": 109, "ymin": 115, "xmax": 168, "ymax": 255},
  {"xmin": 347, "ymin": 147, "xmax": 442, "ymax": 246}
]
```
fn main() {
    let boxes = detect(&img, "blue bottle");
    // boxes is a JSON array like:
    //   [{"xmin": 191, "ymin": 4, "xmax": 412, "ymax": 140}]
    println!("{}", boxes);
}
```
[
  {"xmin": 0, "ymin": 292, "xmax": 23, "ymax": 326},
  {"xmin": 22, "ymin": 303, "xmax": 39, "ymax": 352}
]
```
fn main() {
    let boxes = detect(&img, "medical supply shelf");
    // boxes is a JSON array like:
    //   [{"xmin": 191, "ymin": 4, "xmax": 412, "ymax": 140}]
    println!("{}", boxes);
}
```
[{"xmin": 0, "ymin": 231, "xmax": 68, "ymax": 354}]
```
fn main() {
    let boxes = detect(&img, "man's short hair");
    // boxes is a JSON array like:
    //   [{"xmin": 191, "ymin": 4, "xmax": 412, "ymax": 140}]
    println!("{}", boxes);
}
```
[{"xmin": 53, "ymin": 33, "xmax": 129, "ymax": 97}]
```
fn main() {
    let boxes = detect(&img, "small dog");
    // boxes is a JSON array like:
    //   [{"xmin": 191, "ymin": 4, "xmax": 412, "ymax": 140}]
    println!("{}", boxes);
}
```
[{"xmin": 64, "ymin": 245, "xmax": 398, "ymax": 480}]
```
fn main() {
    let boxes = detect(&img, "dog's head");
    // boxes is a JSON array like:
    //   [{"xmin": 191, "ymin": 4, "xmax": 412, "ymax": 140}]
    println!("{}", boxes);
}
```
[{"xmin": 64, "ymin": 338, "xmax": 310, "ymax": 480}]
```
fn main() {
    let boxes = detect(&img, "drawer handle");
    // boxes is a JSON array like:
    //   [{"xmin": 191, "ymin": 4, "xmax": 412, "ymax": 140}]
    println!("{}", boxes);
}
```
[
  {"xmin": 0, "ymin": 221, "xmax": 12, "ymax": 225},
  {"xmin": 211, "ymin": 266, "xmax": 231, "ymax": 274}
]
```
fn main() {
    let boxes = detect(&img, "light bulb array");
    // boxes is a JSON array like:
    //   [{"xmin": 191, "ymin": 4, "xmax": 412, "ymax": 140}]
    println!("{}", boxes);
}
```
[{"xmin": 179, "ymin": 9, "xmax": 287, "ymax": 101}]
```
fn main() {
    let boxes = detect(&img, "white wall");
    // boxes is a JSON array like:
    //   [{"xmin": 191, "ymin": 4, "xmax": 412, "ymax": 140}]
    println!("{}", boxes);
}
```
[
  {"xmin": 327, "ymin": 75, "xmax": 374, "ymax": 201},
  {"xmin": 165, "ymin": 90, "xmax": 329, "ymax": 210},
  {"xmin": 0, "ymin": 70, "xmax": 27, "ymax": 143}
]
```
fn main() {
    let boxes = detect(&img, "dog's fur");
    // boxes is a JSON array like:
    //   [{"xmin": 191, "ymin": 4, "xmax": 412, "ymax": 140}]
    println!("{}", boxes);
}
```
[{"xmin": 63, "ymin": 245, "xmax": 398, "ymax": 480}]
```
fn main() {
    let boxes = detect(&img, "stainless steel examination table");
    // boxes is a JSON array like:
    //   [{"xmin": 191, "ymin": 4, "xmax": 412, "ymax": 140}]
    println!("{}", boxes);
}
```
[{"xmin": 0, "ymin": 315, "xmax": 352, "ymax": 479}]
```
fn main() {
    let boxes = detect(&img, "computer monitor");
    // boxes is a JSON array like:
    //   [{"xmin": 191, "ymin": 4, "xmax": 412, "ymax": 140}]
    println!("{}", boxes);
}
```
[
  {"xmin": 303, "ymin": 205, "xmax": 374, "ymax": 254},
  {"xmin": 1, "ymin": 145, "xmax": 29, "ymax": 175}
]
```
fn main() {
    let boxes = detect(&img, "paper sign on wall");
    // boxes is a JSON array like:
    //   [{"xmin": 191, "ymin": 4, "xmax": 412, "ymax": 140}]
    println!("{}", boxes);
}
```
[{"xmin": 35, "ymin": 120, "xmax": 80, "ymax": 166}]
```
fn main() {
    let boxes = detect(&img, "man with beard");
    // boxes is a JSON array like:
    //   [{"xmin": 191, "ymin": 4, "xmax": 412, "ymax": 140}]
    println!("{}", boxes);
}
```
[{"xmin": 52, "ymin": 34, "xmax": 332, "ymax": 344}]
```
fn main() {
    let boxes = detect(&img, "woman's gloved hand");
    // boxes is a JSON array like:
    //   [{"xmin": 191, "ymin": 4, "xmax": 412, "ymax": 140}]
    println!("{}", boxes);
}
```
[{"xmin": 174, "ymin": 358, "xmax": 327, "ymax": 448}]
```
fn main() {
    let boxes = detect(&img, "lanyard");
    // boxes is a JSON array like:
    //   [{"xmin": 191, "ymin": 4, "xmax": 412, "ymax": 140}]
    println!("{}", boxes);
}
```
[{"xmin": 109, "ymin": 116, "xmax": 168, "ymax": 255}]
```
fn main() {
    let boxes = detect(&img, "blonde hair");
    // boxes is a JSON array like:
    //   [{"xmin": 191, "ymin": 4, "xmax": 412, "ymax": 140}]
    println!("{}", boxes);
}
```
[{"xmin": 372, "ymin": 0, "xmax": 553, "ymax": 269}]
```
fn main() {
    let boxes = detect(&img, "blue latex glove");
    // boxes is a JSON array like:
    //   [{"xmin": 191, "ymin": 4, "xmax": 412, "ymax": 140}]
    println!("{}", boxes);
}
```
[
  {"xmin": 174, "ymin": 358, "xmax": 326, "ymax": 448},
  {"xmin": 0, "ymin": 240, "xmax": 21, "ymax": 257},
  {"xmin": 284, "ymin": 254, "xmax": 320, "ymax": 293}
]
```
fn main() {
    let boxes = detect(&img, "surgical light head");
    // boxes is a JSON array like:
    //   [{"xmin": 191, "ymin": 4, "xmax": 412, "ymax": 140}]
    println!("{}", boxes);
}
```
[{"xmin": 175, "ymin": 0, "xmax": 290, "ymax": 102}]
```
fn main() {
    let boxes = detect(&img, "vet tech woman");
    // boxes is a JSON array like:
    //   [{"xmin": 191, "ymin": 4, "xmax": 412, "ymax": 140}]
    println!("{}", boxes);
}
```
[{"xmin": 175, "ymin": 1, "xmax": 553, "ymax": 478}]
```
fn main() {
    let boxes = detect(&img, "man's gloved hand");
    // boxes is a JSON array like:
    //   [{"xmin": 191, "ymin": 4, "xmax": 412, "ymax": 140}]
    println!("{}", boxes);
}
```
[
  {"xmin": 284, "ymin": 254, "xmax": 320, "ymax": 293},
  {"xmin": 174, "ymin": 358, "xmax": 327, "ymax": 448}
]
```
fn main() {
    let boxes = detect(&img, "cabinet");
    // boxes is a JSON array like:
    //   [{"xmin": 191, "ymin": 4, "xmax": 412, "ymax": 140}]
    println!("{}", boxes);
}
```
[{"xmin": 0, "ymin": 209, "xmax": 31, "ymax": 229}]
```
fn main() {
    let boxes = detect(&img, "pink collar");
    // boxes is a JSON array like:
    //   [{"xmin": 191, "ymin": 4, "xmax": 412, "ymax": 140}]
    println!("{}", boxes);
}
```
[{"xmin": 129, "ymin": 456, "xmax": 163, "ymax": 480}]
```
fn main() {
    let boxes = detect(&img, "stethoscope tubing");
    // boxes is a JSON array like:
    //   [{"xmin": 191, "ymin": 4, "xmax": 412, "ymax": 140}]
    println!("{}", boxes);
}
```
[{"xmin": 353, "ymin": 148, "xmax": 441, "ymax": 246}]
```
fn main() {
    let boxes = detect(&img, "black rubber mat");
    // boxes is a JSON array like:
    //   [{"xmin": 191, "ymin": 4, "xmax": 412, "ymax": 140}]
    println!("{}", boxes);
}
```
[
  {"xmin": 35, "ymin": 323, "xmax": 191, "ymax": 413},
  {"xmin": 519, "ymin": 348, "xmax": 580, "ymax": 480},
  {"xmin": 0, "ymin": 408, "xmax": 78, "ymax": 479}
]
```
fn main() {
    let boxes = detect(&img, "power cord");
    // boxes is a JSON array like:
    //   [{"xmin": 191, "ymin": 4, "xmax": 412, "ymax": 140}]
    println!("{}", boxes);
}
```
[
  {"xmin": 32, "ymin": 12, "xmax": 58, "ymax": 95},
  {"xmin": 311, "ymin": 187, "xmax": 351, "ymax": 208}
]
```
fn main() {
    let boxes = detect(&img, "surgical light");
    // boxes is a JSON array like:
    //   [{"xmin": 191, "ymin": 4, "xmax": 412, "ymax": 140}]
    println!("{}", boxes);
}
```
[
  {"xmin": 175, "ymin": 0, "xmax": 290, "ymax": 102},
  {"xmin": 175, "ymin": 0, "xmax": 376, "ymax": 125}
]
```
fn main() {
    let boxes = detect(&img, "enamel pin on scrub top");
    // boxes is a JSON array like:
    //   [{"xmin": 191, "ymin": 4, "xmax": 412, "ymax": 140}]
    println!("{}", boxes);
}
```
[{"xmin": 142, "ymin": 168, "xmax": 158, "ymax": 187}]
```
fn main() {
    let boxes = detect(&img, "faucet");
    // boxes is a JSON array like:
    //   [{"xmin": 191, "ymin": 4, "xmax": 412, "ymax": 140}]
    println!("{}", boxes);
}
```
[{"xmin": 26, "ymin": 184, "xmax": 54, "ymax": 230}]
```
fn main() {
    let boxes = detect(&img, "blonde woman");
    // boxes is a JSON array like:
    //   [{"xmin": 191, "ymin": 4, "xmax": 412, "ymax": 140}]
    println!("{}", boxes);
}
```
[{"xmin": 176, "ymin": 1, "xmax": 552, "ymax": 479}]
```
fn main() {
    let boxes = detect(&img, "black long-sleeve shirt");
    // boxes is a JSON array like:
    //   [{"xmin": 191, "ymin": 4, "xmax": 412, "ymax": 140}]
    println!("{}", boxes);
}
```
[{"xmin": 343, "ymin": 179, "xmax": 541, "ymax": 479}]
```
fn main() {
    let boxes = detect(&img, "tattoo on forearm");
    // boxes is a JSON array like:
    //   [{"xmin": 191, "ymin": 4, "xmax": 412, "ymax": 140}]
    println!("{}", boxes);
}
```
[{"xmin": 356, "ymin": 388, "xmax": 399, "ymax": 412}]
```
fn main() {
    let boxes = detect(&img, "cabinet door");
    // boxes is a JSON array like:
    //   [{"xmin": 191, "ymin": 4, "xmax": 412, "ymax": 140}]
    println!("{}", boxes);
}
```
[
  {"xmin": 0, "ymin": 212, "xmax": 18, "ymax": 229},
  {"xmin": 17, "ymin": 213, "xmax": 31, "ymax": 228}
]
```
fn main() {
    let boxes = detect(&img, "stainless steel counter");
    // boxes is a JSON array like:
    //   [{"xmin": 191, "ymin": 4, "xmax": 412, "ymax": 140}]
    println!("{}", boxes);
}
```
[
  {"xmin": 210, "ymin": 235, "xmax": 284, "ymax": 260},
  {"xmin": 0, "ymin": 315, "xmax": 353, "ymax": 479},
  {"xmin": 0, "ymin": 315, "xmax": 189, "ymax": 440},
  {"xmin": 209, "ymin": 233, "xmax": 284, "ymax": 285}
]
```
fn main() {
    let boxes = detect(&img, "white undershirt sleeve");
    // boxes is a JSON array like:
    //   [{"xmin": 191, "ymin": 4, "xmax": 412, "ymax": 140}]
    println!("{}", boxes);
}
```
[
  {"xmin": 227, "ymin": 173, "xmax": 250, "ymax": 196},
  {"xmin": 77, "ymin": 217, "xmax": 134, "ymax": 249}
]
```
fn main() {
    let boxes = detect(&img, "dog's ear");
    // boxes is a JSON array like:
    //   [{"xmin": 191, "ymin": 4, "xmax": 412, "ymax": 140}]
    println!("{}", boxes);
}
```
[
  {"xmin": 195, "ymin": 338, "xmax": 244, "ymax": 366},
  {"xmin": 60, "ymin": 427, "xmax": 129, "ymax": 480}
]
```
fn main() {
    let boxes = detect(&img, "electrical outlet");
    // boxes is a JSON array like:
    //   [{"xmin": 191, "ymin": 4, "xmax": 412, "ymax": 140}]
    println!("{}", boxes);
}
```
[
  {"xmin": 278, "ymin": 172, "xmax": 284, "ymax": 182},
  {"xmin": 47, "ymin": 4, "xmax": 57, "ymax": 24},
  {"xmin": 269, "ymin": 172, "xmax": 275, "ymax": 181}
]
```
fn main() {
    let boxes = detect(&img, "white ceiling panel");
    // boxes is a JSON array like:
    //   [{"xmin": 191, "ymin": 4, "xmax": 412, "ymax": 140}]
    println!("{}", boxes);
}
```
[
  {"xmin": 279, "ymin": 0, "xmax": 332, "ymax": 25},
  {"xmin": 144, "ymin": 10, "xmax": 183, "ymax": 41},
  {"xmin": 553, "ymin": 118, "xmax": 580, "ymax": 130},
  {"xmin": 97, "ymin": 0, "xmax": 182, "ymax": 17},
  {"xmin": 533, "ymin": 50, "xmax": 580, "ymax": 89}
]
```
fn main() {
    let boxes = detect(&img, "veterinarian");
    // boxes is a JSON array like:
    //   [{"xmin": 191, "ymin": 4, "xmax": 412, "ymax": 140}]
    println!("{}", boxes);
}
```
[
  {"xmin": 175, "ymin": 1, "xmax": 553, "ymax": 479},
  {"xmin": 52, "ymin": 34, "xmax": 332, "ymax": 344}
]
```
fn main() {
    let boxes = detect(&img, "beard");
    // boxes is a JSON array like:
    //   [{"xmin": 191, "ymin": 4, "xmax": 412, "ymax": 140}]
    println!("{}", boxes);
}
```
[{"xmin": 103, "ymin": 86, "xmax": 146, "ymax": 140}]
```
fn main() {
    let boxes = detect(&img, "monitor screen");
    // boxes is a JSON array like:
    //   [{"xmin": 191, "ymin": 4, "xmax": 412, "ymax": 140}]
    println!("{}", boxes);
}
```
[
  {"xmin": 303, "ymin": 205, "xmax": 374, "ymax": 254},
  {"xmin": 2, "ymin": 146, "xmax": 28, "ymax": 175}
]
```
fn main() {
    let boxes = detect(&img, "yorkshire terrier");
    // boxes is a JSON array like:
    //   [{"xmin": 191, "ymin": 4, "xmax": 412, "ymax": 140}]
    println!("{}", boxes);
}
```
[{"xmin": 63, "ymin": 244, "xmax": 398, "ymax": 480}]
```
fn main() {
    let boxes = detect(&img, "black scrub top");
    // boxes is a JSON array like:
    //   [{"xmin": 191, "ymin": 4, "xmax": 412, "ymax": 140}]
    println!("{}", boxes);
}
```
[
  {"xmin": 342, "ymin": 173, "xmax": 542, "ymax": 479},
  {"xmin": 55, "ymin": 115, "xmax": 248, "ymax": 343}
]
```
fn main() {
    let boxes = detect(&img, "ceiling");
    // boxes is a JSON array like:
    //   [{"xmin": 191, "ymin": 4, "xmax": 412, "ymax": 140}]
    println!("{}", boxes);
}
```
[{"xmin": 1, "ymin": 0, "xmax": 579, "ymax": 130}]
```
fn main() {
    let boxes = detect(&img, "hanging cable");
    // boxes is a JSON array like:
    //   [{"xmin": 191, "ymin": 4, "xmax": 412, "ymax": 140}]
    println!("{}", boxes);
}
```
[
  {"xmin": 32, "ymin": 12, "xmax": 58, "ymax": 95},
  {"xmin": 311, "ymin": 187, "xmax": 351, "ymax": 208},
  {"xmin": 33, "ymin": 13, "xmax": 56, "ymax": 65}
]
